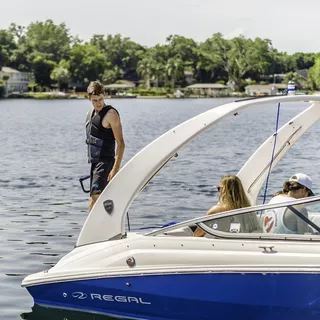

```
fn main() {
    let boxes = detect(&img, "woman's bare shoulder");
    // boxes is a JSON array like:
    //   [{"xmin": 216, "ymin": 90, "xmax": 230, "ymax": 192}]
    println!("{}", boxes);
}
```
[{"xmin": 206, "ymin": 203, "xmax": 228, "ymax": 216}]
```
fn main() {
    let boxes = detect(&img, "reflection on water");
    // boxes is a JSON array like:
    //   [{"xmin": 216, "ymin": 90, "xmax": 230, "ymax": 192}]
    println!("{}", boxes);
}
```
[
  {"xmin": 21, "ymin": 305, "xmax": 120, "ymax": 320},
  {"xmin": 1, "ymin": 98, "xmax": 320, "ymax": 319}
]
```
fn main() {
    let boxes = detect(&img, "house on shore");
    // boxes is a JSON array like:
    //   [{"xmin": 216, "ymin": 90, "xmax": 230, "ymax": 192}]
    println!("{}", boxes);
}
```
[
  {"xmin": 185, "ymin": 83, "xmax": 229, "ymax": 97},
  {"xmin": 104, "ymin": 82, "xmax": 136, "ymax": 98},
  {"xmin": 0, "ymin": 67, "xmax": 33, "ymax": 95},
  {"xmin": 245, "ymin": 84, "xmax": 288, "ymax": 96}
]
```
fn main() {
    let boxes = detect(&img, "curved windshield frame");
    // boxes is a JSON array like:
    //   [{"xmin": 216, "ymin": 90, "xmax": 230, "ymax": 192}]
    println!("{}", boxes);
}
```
[{"xmin": 147, "ymin": 195, "xmax": 320, "ymax": 241}]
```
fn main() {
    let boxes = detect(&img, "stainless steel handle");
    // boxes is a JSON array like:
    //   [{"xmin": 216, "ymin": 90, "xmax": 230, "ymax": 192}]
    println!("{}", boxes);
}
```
[{"xmin": 259, "ymin": 246, "xmax": 277, "ymax": 253}]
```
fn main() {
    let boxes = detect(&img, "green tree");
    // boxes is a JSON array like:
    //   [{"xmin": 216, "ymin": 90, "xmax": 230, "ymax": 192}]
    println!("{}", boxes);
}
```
[
  {"xmin": 307, "ymin": 56, "xmax": 320, "ymax": 90},
  {"xmin": 148, "ymin": 45, "xmax": 170, "ymax": 85},
  {"xmin": 8, "ymin": 23, "xmax": 30, "ymax": 71},
  {"xmin": 90, "ymin": 34, "xmax": 145, "ymax": 81},
  {"xmin": 9, "ymin": 20, "xmax": 72, "ymax": 87},
  {"xmin": 292, "ymin": 52, "xmax": 315, "ymax": 70},
  {"xmin": 166, "ymin": 35, "xmax": 198, "ymax": 69},
  {"xmin": 198, "ymin": 34, "xmax": 273, "ymax": 88},
  {"xmin": 25, "ymin": 19, "xmax": 71, "ymax": 63},
  {"xmin": 8, "ymin": 23, "xmax": 26, "ymax": 40},
  {"xmin": 50, "ymin": 59, "xmax": 70, "ymax": 90},
  {"xmin": 4, "ymin": 19, "xmax": 320, "ymax": 92},
  {"xmin": 166, "ymin": 57, "xmax": 184, "ymax": 88},
  {"xmin": 246, "ymin": 37, "xmax": 273, "ymax": 79},
  {"xmin": 28, "ymin": 74, "xmax": 38, "ymax": 92},
  {"xmin": 137, "ymin": 57, "xmax": 154, "ymax": 89},
  {"xmin": 0, "ymin": 29, "xmax": 17, "ymax": 68},
  {"xmin": 8, "ymin": 28, "xmax": 31, "ymax": 72},
  {"xmin": 165, "ymin": 35, "xmax": 199, "ymax": 85},
  {"xmin": 152, "ymin": 62, "xmax": 165, "ymax": 87},
  {"xmin": 272, "ymin": 51, "xmax": 297, "ymax": 74},
  {"xmin": 69, "ymin": 43, "xmax": 107, "ymax": 85},
  {"xmin": 222, "ymin": 36, "xmax": 272, "ymax": 87},
  {"xmin": 101, "ymin": 67, "xmax": 124, "ymax": 84},
  {"xmin": 284, "ymin": 72, "xmax": 306, "ymax": 89},
  {"xmin": 196, "ymin": 34, "xmax": 230, "ymax": 82},
  {"xmin": 31, "ymin": 55, "xmax": 56, "ymax": 88}
]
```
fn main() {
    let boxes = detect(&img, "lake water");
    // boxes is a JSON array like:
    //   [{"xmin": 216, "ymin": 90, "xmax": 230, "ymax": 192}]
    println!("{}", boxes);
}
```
[{"xmin": 1, "ymin": 97, "xmax": 319, "ymax": 320}]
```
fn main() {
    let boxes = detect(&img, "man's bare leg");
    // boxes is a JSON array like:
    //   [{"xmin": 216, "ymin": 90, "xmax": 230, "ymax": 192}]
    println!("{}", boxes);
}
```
[{"xmin": 89, "ymin": 194, "xmax": 99, "ymax": 212}]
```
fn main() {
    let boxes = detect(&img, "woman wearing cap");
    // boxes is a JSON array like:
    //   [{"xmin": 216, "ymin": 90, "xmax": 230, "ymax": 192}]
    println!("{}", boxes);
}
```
[
  {"xmin": 194, "ymin": 175, "xmax": 260, "ymax": 237},
  {"xmin": 263, "ymin": 173, "xmax": 314, "ymax": 234}
]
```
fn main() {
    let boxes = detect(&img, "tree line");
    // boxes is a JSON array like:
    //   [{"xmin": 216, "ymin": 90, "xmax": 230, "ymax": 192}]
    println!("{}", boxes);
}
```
[{"xmin": 1, "ymin": 19, "xmax": 320, "ymax": 91}]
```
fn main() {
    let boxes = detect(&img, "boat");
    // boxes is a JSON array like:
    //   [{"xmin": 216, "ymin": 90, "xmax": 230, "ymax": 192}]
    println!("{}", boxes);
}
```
[{"xmin": 22, "ymin": 95, "xmax": 320, "ymax": 320}]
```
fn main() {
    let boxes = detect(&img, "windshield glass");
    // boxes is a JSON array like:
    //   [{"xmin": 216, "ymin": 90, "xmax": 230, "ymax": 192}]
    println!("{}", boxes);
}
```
[{"xmin": 197, "ymin": 196, "xmax": 320, "ymax": 239}]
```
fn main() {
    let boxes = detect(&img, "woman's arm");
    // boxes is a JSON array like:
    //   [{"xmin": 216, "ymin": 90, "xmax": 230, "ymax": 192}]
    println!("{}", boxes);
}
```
[{"xmin": 193, "ymin": 204, "xmax": 227, "ymax": 237}]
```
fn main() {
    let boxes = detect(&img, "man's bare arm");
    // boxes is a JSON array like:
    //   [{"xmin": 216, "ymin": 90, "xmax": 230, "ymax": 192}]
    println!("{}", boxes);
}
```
[{"xmin": 104, "ymin": 109, "xmax": 125, "ymax": 180}]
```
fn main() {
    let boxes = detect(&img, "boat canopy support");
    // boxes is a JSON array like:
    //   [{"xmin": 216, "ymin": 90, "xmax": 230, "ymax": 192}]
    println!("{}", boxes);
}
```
[{"xmin": 76, "ymin": 96, "xmax": 320, "ymax": 246}]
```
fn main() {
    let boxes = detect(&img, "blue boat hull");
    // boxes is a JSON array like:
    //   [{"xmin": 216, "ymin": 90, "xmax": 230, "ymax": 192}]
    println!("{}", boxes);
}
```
[{"xmin": 26, "ymin": 273, "xmax": 320, "ymax": 320}]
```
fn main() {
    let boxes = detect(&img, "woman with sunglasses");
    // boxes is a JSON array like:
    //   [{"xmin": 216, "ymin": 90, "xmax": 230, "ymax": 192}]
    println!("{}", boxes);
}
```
[{"xmin": 194, "ymin": 175, "xmax": 260, "ymax": 237}]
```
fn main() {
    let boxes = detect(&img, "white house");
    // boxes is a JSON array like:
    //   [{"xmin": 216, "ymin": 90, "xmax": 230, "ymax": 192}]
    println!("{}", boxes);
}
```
[
  {"xmin": 185, "ymin": 83, "xmax": 229, "ymax": 97},
  {"xmin": 245, "ymin": 84, "xmax": 288, "ymax": 96},
  {"xmin": 0, "ymin": 67, "xmax": 33, "ymax": 95}
]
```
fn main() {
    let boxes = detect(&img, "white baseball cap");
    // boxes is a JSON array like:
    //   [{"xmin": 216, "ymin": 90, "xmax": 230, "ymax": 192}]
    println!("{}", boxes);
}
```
[{"xmin": 289, "ymin": 173, "xmax": 314, "ymax": 196}]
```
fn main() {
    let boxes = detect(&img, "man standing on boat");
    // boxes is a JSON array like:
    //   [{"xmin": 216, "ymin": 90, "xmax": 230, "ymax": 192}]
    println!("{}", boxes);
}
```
[{"xmin": 86, "ymin": 81, "xmax": 125, "ymax": 212}]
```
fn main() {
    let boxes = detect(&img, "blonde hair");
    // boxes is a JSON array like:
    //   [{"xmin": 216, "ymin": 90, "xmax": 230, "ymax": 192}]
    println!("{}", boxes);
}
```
[
  {"xmin": 219, "ymin": 175, "xmax": 251, "ymax": 210},
  {"xmin": 87, "ymin": 80, "xmax": 105, "ymax": 97},
  {"xmin": 219, "ymin": 175, "xmax": 259, "ymax": 233}
]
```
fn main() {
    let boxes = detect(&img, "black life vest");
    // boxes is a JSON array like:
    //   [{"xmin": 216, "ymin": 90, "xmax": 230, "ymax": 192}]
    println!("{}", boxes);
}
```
[{"xmin": 85, "ymin": 105, "xmax": 118, "ymax": 163}]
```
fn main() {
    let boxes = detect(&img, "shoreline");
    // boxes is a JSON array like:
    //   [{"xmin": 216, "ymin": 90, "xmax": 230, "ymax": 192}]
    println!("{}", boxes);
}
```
[
  {"xmin": 0, "ymin": 96, "xmax": 239, "ymax": 100},
  {"xmin": 3, "ymin": 92, "xmax": 312, "ymax": 101},
  {"xmin": 0, "ymin": 94, "xmax": 243, "ymax": 100}
]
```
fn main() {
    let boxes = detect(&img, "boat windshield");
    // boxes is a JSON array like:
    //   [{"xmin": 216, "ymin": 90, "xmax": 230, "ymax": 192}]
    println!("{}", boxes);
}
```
[
  {"xmin": 148, "ymin": 196, "xmax": 320, "ymax": 241},
  {"xmin": 197, "ymin": 196, "xmax": 320, "ymax": 240}
]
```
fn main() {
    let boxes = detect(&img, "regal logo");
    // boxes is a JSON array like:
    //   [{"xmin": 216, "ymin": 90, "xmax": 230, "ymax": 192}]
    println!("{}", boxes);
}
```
[
  {"xmin": 72, "ymin": 292, "xmax": 87, "ymax": 299},
  {"xmin": 71, "ymin": 292, "xmax": 151, "ymax": 305}
]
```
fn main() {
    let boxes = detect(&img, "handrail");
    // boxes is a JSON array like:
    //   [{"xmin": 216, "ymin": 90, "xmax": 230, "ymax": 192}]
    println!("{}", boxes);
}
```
[{"xmin": 196, "ymin": 221, "xmax": 320, "ymax": 242}]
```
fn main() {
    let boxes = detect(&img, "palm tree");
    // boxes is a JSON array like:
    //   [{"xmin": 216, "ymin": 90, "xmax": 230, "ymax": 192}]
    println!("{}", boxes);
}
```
[
  {"xmin": 166, "ymin": 57, "xmax": 184, "ymax": 88},
  {"xmin": 137, "ymin": 58, "xmax": 153, "ymax": 90},
  {"xmin": 152, "ymin": 62, "xmax": 165, "ymax": 88}
]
